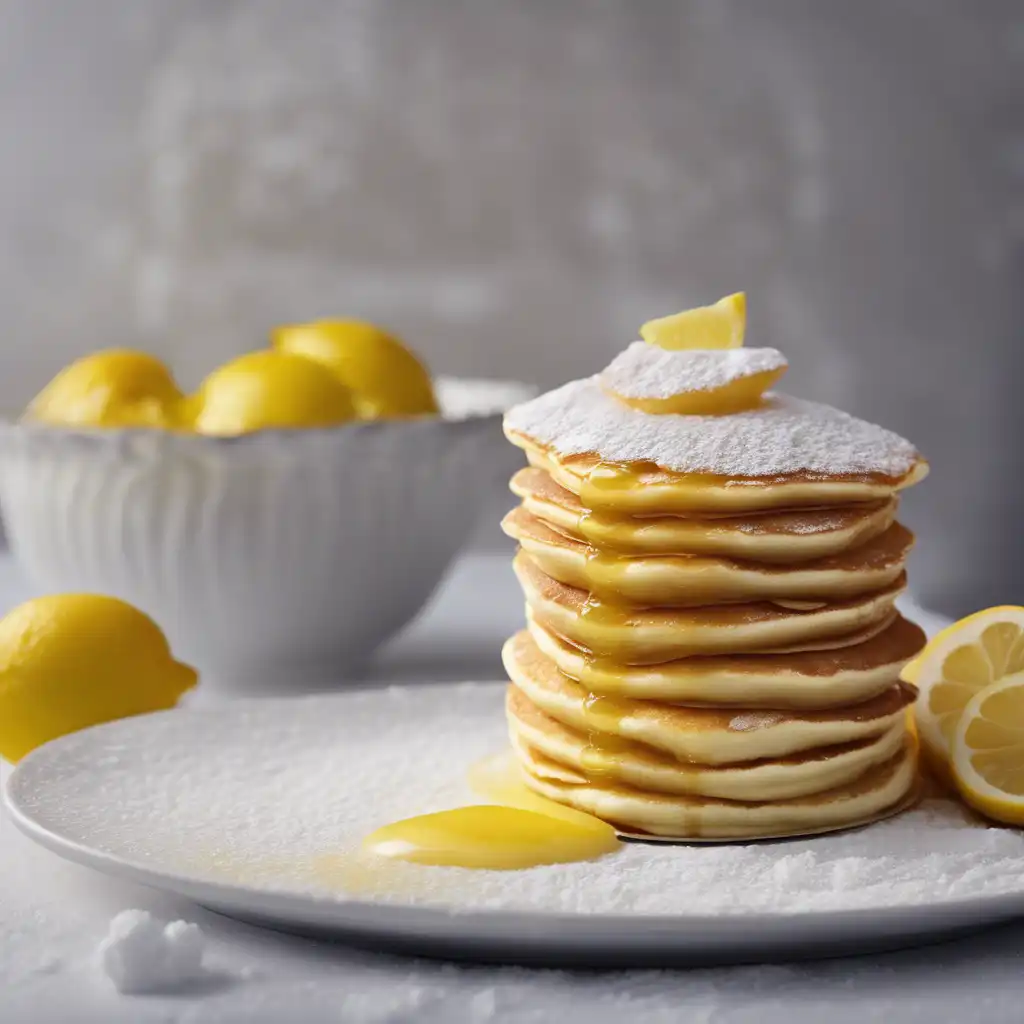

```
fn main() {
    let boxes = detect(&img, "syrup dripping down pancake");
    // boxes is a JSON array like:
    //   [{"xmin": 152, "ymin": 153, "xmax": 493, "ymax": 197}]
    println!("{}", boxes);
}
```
[
  {"xmin": 510, "ymin": 467, "xmax": 899, "ymax": 563},
  {"xmin": 503, "ymin": 632, "xmax": 915, "ymax": 765},
  {"xmin": 524, "ymin": 616, "xmax": 925, "ymax": 709},
  {"xmin": 515, "ymin": 734, "xmax": 919, "ymax": 840},
  {"xmin": 503, "ymin": 505, "xmax": 914, "ymax": 606},
  {"xmin": 520, "ymin": 442, "xmax": 928, "ymax": 516},
  {"xmin": 514, "ymin": 551, "xmax": 907, "ymax": 663},
  {"xmin": 506, "ymin": 684, "xmax": 908, "ymax": 803}
]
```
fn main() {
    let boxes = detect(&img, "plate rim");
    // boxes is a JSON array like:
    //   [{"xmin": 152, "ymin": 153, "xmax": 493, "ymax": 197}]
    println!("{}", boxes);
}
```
[
  {"xmin": 6, "ymin": 691, "xmax": 1024, "ymax": 945},
  {"xmin": 10, "ymin": 780, "xmax": 1024, "ymax": 942}
]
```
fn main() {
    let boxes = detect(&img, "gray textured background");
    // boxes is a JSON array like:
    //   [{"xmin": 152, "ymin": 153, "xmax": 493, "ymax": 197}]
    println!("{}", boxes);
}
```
[{"xmin": 0, "ymin": 0, "xmax": 1021, "ymax": 615}]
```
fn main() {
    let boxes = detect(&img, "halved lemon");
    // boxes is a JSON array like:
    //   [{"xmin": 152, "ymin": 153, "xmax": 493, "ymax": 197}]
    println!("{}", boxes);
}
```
[
  {"xmin": 640, "ymin": 293, "xmax": 746, "ymax": 351},
  {"xmin": 952, "ymin": 675, "xmax": 1024, "ymax": 825},
  {"xmin": 909, "ymin": 606, "xmax": 1024, "ymax": 784}
]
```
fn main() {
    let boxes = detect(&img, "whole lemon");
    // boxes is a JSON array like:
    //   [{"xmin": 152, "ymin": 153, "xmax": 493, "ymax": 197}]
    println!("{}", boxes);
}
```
[
  {"xmin": 25, "ymin": 349, "xmax": 187, "ymax": 429},
  {"xmin": 0, "ymin": 594, "xmax": 197, "ymax": 762},
  {"xmin": 191, "ymin": 350, "xmax": 357, "ymax": 436},
  {"xmin": 272, "ymin": 320, "xmax": 439, "ymax": 418}
]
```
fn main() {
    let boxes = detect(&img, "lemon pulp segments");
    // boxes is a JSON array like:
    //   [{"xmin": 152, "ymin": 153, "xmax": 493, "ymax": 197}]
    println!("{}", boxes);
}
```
[
  {"xmin": 952, "ymin": 676, "xmax": 1024, "ymax": 825},
  {"xmin": 913, "ymin": 607, "xmax": 1024, "ymax": 766}
]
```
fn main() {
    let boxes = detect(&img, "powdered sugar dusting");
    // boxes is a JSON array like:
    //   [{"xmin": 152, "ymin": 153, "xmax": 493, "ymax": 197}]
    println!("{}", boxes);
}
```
[
  {"xmin": 505, "ymin": 378, "xmax": 920, "ymax": 478},
  {"xmin": 599, "ymin": 342, "xmax": 788, "ymax": 400},
  {"xmin": 11, "ymin": 684, "xmax": 1024, "ymax": 920}
]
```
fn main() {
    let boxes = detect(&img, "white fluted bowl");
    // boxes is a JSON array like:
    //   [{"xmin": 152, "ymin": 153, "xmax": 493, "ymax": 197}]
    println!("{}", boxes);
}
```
[{"xmin": 0, "ymin": 378, "xmax": 535, "ymax": 693}]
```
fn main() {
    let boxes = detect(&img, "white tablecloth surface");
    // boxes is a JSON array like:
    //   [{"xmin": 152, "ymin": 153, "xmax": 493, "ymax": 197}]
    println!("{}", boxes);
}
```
[{"xmin": 3, "ymin": 552, "xmax": 1023, "ymax": 1024}]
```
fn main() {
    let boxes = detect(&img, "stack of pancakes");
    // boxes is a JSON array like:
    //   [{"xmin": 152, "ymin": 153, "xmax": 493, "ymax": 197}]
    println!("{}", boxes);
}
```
[{"xmin": 500, "ymin": 346, "xmax": 928, "ymax": 840}]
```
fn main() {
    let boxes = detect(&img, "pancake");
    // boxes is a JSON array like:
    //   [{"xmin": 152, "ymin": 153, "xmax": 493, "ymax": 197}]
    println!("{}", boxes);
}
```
[
  {"xmin": 515, "ymin": 735, "xmax": 919, "ymax": 839},
  {"xmin": 507, "ymin": 685, "xmax": 909, "ymax": 802},
  {"xmin": 522, "ymin": 443, "xmax": 929, "ymax": 516},
  {"xmin": 503, "ymin": 505, "xmax": 914, "ymax": 605},
  {"xmin": 504, "ymin": 378, "xmax": 927, "ymax": 515},
  {"xmin": 503, "ymin": 634, "xmax": 915, "ymax": 764},
  {"xmin": 515, "ymin": 551, "xmax": 906, "ymax": 662},
  {"xmin": 524, "ymin": 616, "xmax": 925, "ymax": 708},
  {"xmin": 510, "ymin": 467, "xmax": 899, "ymax": 563}
]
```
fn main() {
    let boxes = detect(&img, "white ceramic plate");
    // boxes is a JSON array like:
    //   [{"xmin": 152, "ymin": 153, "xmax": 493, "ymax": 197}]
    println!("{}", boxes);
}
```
[{"xmin": 7, "ymin": 682, "xmax": 1024, "ymax": 967}]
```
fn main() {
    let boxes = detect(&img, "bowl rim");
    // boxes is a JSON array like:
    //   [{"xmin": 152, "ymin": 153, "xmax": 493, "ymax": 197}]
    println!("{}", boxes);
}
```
[{"xmin": 0, "ymin": 376, "xmax": 538, "ymax": 450}]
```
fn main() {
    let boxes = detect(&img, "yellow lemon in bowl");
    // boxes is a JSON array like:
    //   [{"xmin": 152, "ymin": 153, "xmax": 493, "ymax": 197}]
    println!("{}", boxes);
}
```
[
  {"xmin": 25, "ymin": 349, "xmax": 187, "ymax": 429},
  {"xmin": 0, "ymin": 594, "xmax": 197, "ymax": 762},
  {"xmin": 272, "ymin": 320, "xmax": 439, "ymax": 418},
  {"xmin": 191, "ymin": 350, "xmax": 358, "ymax": 436}
]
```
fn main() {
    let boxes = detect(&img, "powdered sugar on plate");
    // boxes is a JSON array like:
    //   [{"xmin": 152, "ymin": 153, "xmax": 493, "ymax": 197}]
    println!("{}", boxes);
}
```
[
  {"xmin": 10, "ymin": 684, "xmax": 1024, "ymax": 921},
  {"xmin": 599, "ymin": 342, "xmax": 788, "ymax": 400},
  {"xmin": 505, "ymin": 377, "xmax": 920, "ymax": 478}
]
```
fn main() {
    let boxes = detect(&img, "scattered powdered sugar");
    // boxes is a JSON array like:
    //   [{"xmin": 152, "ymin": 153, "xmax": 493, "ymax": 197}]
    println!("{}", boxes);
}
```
[
  {"xmin": 727, "ymin": 712, "xmax": 785, "ymax": 732},
  {"xmin": 96, "ymin": 910, "xmax": 207, "ymax": 995},
  {"xmin": 599, "ymin": 342, "xmax": 788, "ymax": 400},
  {"xmin": 17, "ymin": 684, "xmax": 1024, "ymax": 923},
  {"xmin": 504, "ymin": 377, "xmax": 920, "ymax": 478}
]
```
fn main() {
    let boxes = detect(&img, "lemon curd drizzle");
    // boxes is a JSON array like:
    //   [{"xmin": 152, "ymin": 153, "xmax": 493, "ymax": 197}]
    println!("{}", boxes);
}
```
[
  {"xmin": 548, "ymin": 452, "xmax": 918, "ymax": 520},
  {"xmin": 577, "ymin": 460, "xmax": 888, "ymax": 505},
  {"xmin": 578, "ymin": 692, "xmax": 637, "ymax": 777},
  {"xmin": 574, "ymin": 505, "xmax": 766, "ymax": 554},
  {"xmin": 577, "ymin": 461, "xmax": 656, "ymax": 509},
  {"xmin": 577, "ymin": 460, "xmax": 776, "ymax": 515},
  {"xmin": 568, "ymin": 494, "xmax": 897, "ymax": 568}
]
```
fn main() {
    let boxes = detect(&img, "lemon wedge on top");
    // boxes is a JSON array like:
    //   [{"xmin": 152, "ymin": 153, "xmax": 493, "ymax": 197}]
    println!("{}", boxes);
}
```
[
  {"xmin": 640, "ymin": 293, "xmax": 746, "ymax": 351},
  {"xmin": 908, "ymin": 606, "xmax": 1024, "ymax": 802}
]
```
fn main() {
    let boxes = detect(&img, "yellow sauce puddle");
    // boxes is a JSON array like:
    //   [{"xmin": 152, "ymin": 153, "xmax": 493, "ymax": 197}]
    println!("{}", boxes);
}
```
[
  {"xmin": 358, "ymin": 752, "xmax": 619, "ymax": 871},
  {"xmin": 362, "ymin": 805, "xmax": 618, "ymax": 870}
]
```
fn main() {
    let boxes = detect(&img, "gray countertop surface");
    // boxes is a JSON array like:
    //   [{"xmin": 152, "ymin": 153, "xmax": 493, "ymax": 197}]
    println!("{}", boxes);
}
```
[{"xmin": 2, "ymin": 552, "xmax": 1022, "ymax": 1024}]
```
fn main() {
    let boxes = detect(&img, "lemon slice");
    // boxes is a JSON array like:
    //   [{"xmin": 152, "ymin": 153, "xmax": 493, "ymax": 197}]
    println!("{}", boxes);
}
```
[
  {"xmin": 640, "ymin": 293, "xmax": 746, "ymax": 351},
  {"xmin": 951, "ymin": 675, "xmax": 1024, "ymax": 825},
  {"xmin": 909, "ymin": 607, "xmax": 1024, "ymax": 782}
]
